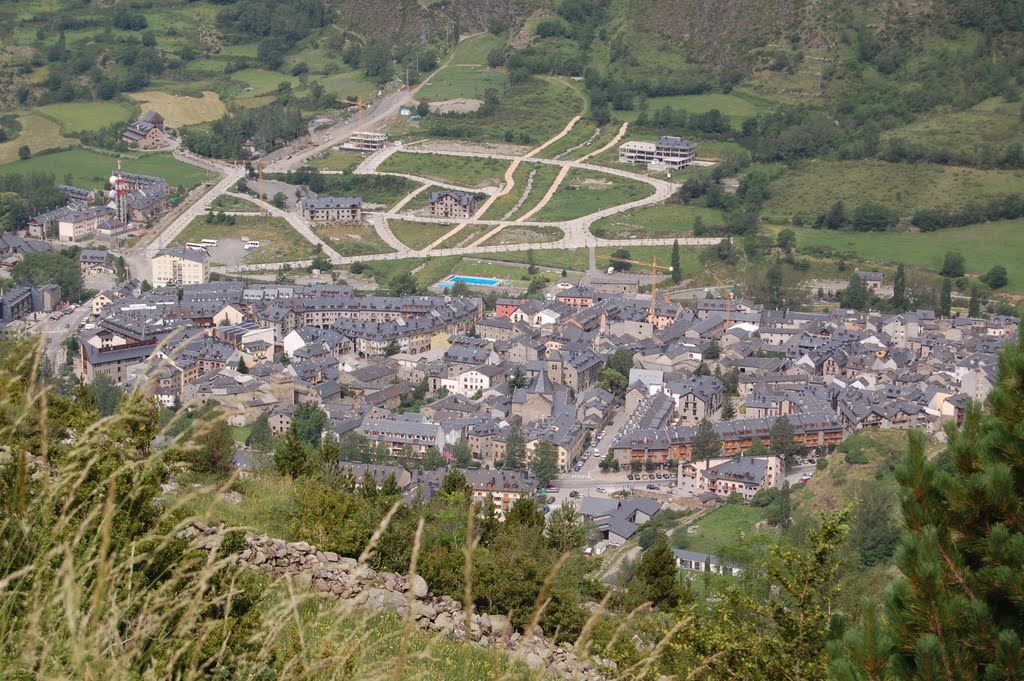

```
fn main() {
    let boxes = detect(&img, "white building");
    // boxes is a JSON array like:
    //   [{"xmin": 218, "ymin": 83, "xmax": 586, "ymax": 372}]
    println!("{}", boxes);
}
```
[
  {"xmin": 346, "ymin": 131, "xmax": 387, "ymax": 150},
  {"xmin": 151, "ymin": 247, "xmax": 210, "ymax": 287},
  {"xmin": 677, "ymin": 455, "xmax": 785, "ymax": 501},
  {"xmin": 618, "ymin": 136, "xmax": 696, "ymax": 170}
]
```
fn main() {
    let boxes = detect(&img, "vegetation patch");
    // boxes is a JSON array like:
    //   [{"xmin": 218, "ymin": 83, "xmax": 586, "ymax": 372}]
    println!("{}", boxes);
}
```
[
  {"xmin": 309, "ymin": 149, "xmax": 367, "ymax": 173},
  {"xmin": 620, "ymin": 90, "xmax": 777, "ymax": 126},
  {"xmin": 591, "ymin": 203, "xmax": 724, "ymax": 238},
  {"xmin": 209, "ymin": 194, "xmax": 260, "ymax": 212},
  {"xmin": 37, "ymin": 100, "xmax": 138, "ymax": 132},
  {"xmin": 485, "ymin": 162, "xmax": 560, "ymax": 220},
  {"xmin": 417, "ymin": 65, "xmax": 509, "ymax": 102},
  {"xmin": 127, "ymin": 91, "xmax": 226, "ymax": 127},
  {"xmin": 483, "ymin": 225, "xmax": 564, "ymax": 246},
  {"xmin": 174, "ymin": 215, "xmax": 318, "ymax": 264},
  {"xmin": 387, "ymin": 219, "xmax": 453, "ymax": 250},
  {"xmin": 311, "ymin": 222, "xmax": 394, "ymax": 257},
  {"xmin": 532, "ymin": 168, "xmax": 655, "ymax": 222},
  {"xmin": 0, "ymin": 148, "xmax": 211, "ymax": 189},
  {"xmin": 377, "ymin": 152, "xmax": 509, "ymax": 188},
  {"xmin": 0, "ymin": 114, "xmax": 77, "ymax": 164},
  {"xmin": 267, "ymin": 168, "xmax": 419, "ymax": 210}
]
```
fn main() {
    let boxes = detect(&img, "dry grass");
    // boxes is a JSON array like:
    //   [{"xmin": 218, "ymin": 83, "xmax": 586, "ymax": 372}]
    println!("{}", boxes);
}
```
[
  {"xmin": 0, "ymin": 113, "xmax": 76, "ymax": 164},
  {"xmin": 128, "ymin": 91, "xmax": 227, "ymax": 127}
]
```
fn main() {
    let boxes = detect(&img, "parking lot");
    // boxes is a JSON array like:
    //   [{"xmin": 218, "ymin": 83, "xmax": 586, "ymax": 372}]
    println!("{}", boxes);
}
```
[{"xmin": 206, "ymin": 239, "xmax": 249, "ymax": 269}]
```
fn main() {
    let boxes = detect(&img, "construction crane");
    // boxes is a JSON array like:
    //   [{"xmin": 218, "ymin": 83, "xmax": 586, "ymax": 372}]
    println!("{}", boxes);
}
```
[
  {"xmin": 337, "ymin": 98, "xmax": 370, "ymax": 136},
  {"xmin": 707, "ymin": 270, "xmax": 736, "ymax": 325},
  {"xmin": 609, "ymin": 255, "xmax": 673, "ymax": 322}
]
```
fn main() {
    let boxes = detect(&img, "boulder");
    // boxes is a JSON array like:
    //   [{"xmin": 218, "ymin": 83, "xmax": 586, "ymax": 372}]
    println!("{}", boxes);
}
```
[
  {"xmin": 361, "ymin": 588, "xmax": 405, "ymax": 613},
  {"xmin": 408, "ymin": 574, "xmax": 429, "ymax": 599},
  {"xmin": 525, "ymin": 653, "xmax": 544, "ymax": 670},
  {"xmin": 434, "ymin": 611, "xmax": 453, "ymax": 632},
  {"xmin": 488, "ymin": 614, "xmax": 511, "ymax": 638}
]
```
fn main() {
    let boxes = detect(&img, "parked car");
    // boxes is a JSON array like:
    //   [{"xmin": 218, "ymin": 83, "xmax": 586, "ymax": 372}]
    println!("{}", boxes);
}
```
[
  {"xmin": 799, "ymin": 474, "xmax": 812, "ymax": 483},
  {"xmin": 569, "ymin": 491, "xmax": 579, "ymax": 498},
  {"xmin": 646, "ymin": 484, "xmax": 660, "ymax": 491},
  {"xmin": 547, "ymin": 496, "xmax": 555, "ymax": 504},
  {"xmin": 596, "ymin": 487, "xmax": 607, "ymax": 494},
  {"xmin": 543, "ymin": 506, "xmax": 550, "ymax": 514}
]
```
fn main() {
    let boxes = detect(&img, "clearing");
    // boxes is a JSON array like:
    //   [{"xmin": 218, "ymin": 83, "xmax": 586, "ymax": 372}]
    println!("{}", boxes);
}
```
[
  {"xmin": 128, "ymin": 91, "xmax": 227, "ymax": 127},
  {"xmin": 376, "ymin": 152, "xmax": 508, "ymax": 188},
  {"xmin": 209, "ymin": 195, "xmax": 260, "ymax": 212},
  {"xmin": 531, "ymin": 169, "xmax": 655, "ymax": 222},
  {"xmin": 311, "ymin": 222, "xmax": 394, "ymax": 257},
  {"xmin": 37, "ymin": 100, "xmax": 138, "ymax": 131},
  {"xmin": 482, "ymin": 225, "xmax": 564, "ymax": 246},
  {"xmin": 174, "ymin": 215, "xmax": 317, "ymax": 264},
  {"xmin": 0, "ymin": 113, "xmax": 76, "ymax": 164},
  {"xmin": 762, "ymin": 160, "xmax": 1024, "ymax": 221},
  {"xmin": 618, "ymin": 90, "xmax": 777, "ymax": 126},
  {"xmin": 0, "ymin": 148, "xmax": 212, "ymax": 188},
  {"xmin": 590, "ymin": 203, "xmax": 724, "ymax": 239},
  {"xmin": 387, "ymin": 219, "xmax": 454, "ymax": 251},
  {"xmin": 310, "ymin": 150, "xmax": 367, "ymax": 173}
]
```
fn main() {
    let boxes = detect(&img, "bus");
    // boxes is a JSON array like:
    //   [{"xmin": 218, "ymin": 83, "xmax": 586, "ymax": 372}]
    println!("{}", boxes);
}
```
[
  {"xmin": 200, "ymin": 239, "xmax": 219, "ymax": 247},
  {"xmin": 185, "ymin": 242, "xmax": 208, "ymax": 251},
  {"xmin": 244, "ymin": 240, "xmax": 261, "ymax": 250}
]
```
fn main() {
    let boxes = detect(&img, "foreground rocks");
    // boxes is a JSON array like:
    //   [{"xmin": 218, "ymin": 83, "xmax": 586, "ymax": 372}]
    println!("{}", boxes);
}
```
[{"xmin": 183, "ymin": 522, "xmax": 613, "ymax": 680}]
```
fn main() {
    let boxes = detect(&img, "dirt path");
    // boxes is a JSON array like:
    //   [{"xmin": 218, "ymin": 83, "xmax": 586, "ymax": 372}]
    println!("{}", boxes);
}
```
[{"xmin": 578, "ymin": 121, "xmax": 628, "ymax": 162}]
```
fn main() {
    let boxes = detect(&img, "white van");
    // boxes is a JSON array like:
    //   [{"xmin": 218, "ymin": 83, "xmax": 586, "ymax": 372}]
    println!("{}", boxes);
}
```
[{"xmin": 595, "ymin": 487, "xmax": 607, "ymax": 494}]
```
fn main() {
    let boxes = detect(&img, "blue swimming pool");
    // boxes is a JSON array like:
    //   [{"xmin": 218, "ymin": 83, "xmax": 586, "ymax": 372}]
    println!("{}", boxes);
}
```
[{"xmin": 436, "ymin": 275, "xmax": 503, "ymax": 288}]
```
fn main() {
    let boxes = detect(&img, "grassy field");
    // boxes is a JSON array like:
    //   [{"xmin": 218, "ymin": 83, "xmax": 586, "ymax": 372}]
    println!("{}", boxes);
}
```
[
  {"xmin": 488, "ymin": 248, "xmax": 591, "ymax": 272},
  {"xmin": 421, "ymin": 76, "xmax": 583, "ymax": 144},
  {"xmin": 483, "ymin": 225, "xmax": 565, "ymax": 246},
  {"xmin": 532, "ymin": 168, "xmax": 655, "ymax": 222},
  {"xmin": 449, "ymin": 32, "xmax": 507, "ymax": 65},
  {"xmin": 0, "ymin": 148, "xmax": 212, "ymax": 188},
  {"xmin": 482, "ymin": 163, "xmax": 559, "ymax": 220},
  {"xmin": 619, "ymin": 90, "xmax": 777, "ymax": 126},
  {"xmin": 777, "ymin": 219, "xmax": 1024, "ymax": 293},
  {"xmin": 762, "ymin": 160, "xmax": 1024, "ymax": 221},
  {"xmin": 881, "ymin": 97, "xmax": 1024, "ymax": 163},
  {"xmin": 377, "ymin": 152, "xmax": 509, "ymax": 188},
  {"xmin": 418, "ymin": 66, "xmax": 509, "ymax": 102},
  {"xmin": 387, "ymin": 219, "xmax": 454, "ymax": 250},
  {"xmin": 672, "ymin": 504, "xmax": 773, "ymax": 554},
  {"xmin": 533, "ymin": 120, "xmax": 600, "ymax": 160},
  {"xmin": 128, "ymin": 91, "xmax": 226, "ymax": 127},
  {"xmin": 174, "ymin": 216, "xmax": 318, "ymax": 264},
  {"xmin": 590, "ymin": 203, "xmax": 724, "ymax": 238},
  {"xmin": 435, "ymin": 223, "xmax": 495, "ymax": 249},
  {"xmin": 279, "ymin": 174, "xmax": 419, "ymax": 210},
  {"xmin": 0, "ymin": 113, "xmax": 76, "ymax": 164},
  {"xmin": 209, "ymin": 194, "xmax": 260, "ymax": 212},
  {"xmin": 310, "ymin": 149, "xmax": 367, "ymax": 173},
  {"xmin": 37, "ymin": 100, "xmax": 137, "ymax": 131},
  {"xmin": 312, "ymin": 222, "xmax": 394, "ymax": 257},
  {"xmin": 321, "ymin": 70, "xmax": 378, "ymax": 101},
  {"xmin": 231, "ymin": 69, "xmax": 302, "ymax": 97}
]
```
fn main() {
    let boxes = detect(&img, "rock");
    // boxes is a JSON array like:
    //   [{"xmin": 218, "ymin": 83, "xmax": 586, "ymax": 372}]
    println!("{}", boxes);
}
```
[
  {"xmin": 408, "ymin": 574, "xmax": 429, "ymax": 599},
  {"xmin": 323, "ymin": 551, "xmax": 339, "ymax": 562},
  {"xmin": 411, "ymin": 600, "xmax": 436, "ymax": 621},
  {"xmin": 489, "ymin": 614, "xmax": 511, "ymax": 638},
  {"xmin": 525, "ymin": 653, "xmax": 544, "ymax": 670},
  {"xmin": 252, "ymin": 551, "xmax": 267, "ymax": 565},
  {"xmin": 362, "ymin": 588, "xmax": 405, "ymax": 613},
  {"xmin": 434, "ymin": 611, "xmax": 453, "ymax": 632},
  {"xmin": 293, "ymin": 572, "xmax": 312, "ymax": 590}
]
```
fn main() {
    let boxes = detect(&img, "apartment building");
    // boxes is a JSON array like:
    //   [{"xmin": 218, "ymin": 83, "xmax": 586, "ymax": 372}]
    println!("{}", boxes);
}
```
[
  {"xmin": 301, "ymin": 196, "xmax": 363, "ymax": 222},
  {"xmin": 618, "ymin": 136, "xmax": 696, "ymax": 169},
  {"xmin": 152, "ymin": 247, "xmax": 210, "ymax": 287}
]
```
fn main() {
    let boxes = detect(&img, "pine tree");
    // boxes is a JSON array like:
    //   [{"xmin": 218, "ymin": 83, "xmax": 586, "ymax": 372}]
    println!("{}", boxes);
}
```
[
  {"xmin": 452, "ymin": 440, "xmax": 474, "ymax": 468},
  {"xmin": 671, "ymin": 239, "xmax": 682, "ymax": 283},
  {"xmin": 245, "ymin": 412, "xmax": 273, "ymax": 452},
  {"xmin": 274, "ymin": 425, "xmax": 307, "ymax": 478},
  {"xmin": 770, "ymin": 416, "xmax": 803, "ymax": 466},
  {"xmin": 359, "ymin": 470, "xmax": 378, "ymax": 499},
  {"xmin": 506, "ymin": 496, "xmax": 545, "ymax": 530},
  {"xmin": 546, "ymin": 505, "xmax": 586, "ymax": 554},
  {"xmin": 236, "ymin": 356, "xmax": 249, "ymax": 374},
  {"xmin": 629, "ymin": 531, "xmax": 680, "ymax": 609},
  {"xmin": 503, "ymin": 424, "xmax": 525, "ymax": 471},
  {"xmin": 478, "ymin": 493, "xmax": 500, "ymax": 547},
  {"xmin": 891, "ymin": 263, "xmax": 907, "ymax": 312},
  {"xmin": 693, "ymin": 418, "xmax": 722, "ymax": 461},
  {"xmin": 421, "ymin": 446, "xmax": 445, "ymax": 470},
  {"xmin": 380, "ymin": 472, "xmax": 402, "ymax": 497},
  {"xmin": 745, "ymin": 437, "xmax": 768, "ymax": 456},
  {"xmin": 968, "ymin": 282, "xmax": 982, "ymax": 317},
  {"xmin": 531, "ymin": 440, "xmax": 559, "ymax": 487},
  {"xmin": 721, "ymin": 397, "xmax": 736, "ymax": 420},
  {"xmin": 939, "ymin": 277, "xmax": 952, "ymax": 317}
]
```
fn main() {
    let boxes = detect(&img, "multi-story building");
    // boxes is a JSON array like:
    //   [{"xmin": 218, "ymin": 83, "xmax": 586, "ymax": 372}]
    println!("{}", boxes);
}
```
[
  {"xmin": 346, "ymin": 131, "xmax": 387, "ymax": 150},
  {"xmin": 678, "ymin": 456, "xmax": 786, "ymax": 501},
  {"xmin": 301, "ymin": 196, "xmax": 363, "ymax": 222},
  {"xmin": 358, "ymin": 417, "xmax": 445, "ymax": 457},
  {"xmin": 429, "ymin": 191, "xmax": 476, "ymax": 219},
  {"xmin": 618, "ymin": 136, "xmax": 696, "ymax": 169},
  {"xmin": 122, "ymin": 110, "xmax": 167, "ymax": 149},
  {"xmin": 57, "ymin": 206, "xmax": 116, "ymax": 242},
  {"xmin": 152, "ymin": 247, "xmax": 210, "ymax": 287}
]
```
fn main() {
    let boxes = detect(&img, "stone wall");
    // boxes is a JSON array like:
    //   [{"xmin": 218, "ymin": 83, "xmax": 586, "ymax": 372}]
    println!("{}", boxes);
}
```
[{"xmin": 183, "ymin": 522, "xmax": 614, "ymax": 680}]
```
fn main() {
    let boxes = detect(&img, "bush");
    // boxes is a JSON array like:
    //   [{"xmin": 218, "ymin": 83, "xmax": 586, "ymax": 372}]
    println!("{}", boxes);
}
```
[
  {"xmin": 816, "ymin": 457, "xmax": 829, "ymax": 471},
  {"xmin": 844, "ymin": 450, "xmax": 870, "ymax": 465}
]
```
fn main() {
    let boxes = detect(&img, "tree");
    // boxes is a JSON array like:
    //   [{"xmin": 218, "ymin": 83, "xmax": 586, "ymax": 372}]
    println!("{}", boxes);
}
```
[
  {"xmin": 17, "ymin": 145, "xmax": 30, "ymax": 161},
  {"xmin": 531, "ymin": 440, "xmax": 559, "ymax": 488},
  {"xmin": 851, "ymin": 202, "xmax": 898, "ymax": 232},
  {"xmin": 383, "ymin": 340, "xmax": 401, "ymax": 356},
  {"xmin": 236, "ymin": 356, "xmax": 249, "ymax": 374},
  {"xmin": 745, "ymin": 437, "xmax": 769, "ymax": 456},
  {"xmin": 193, "ymin": 418, "xmax": 234, "ymax": 476},
  {"xmin": 416, "ymin": 100, "xmax": 429, "ymax": 117},
  {"xmin": 449, "ymin": 280, "xmax": 471, "ymax": 297},
  {"xmin": 245, "ymin": 412, "xmax": 273, "ymax": 452},
  {"xmin": 274, "ymin": 426, "xmax": 308, "ymax": 478},
  {"xmin": 840, "ymin": 273, "xmax": 871, "ymax": 311},
  {"xmin": 606, "ymin": 348, "xmax": 634, "ymax": 376},
  {"xmin": 671, "ymin": 239, "xmax": 682, "ymax": 283},
  {"xmin": 939, "ymin": 277, "xmax": 953, "ymax": 317},
  {"xmin": 546, "ymin": 505, "xmax": 585, "ymax": 554},
  {"xmin": 421, "ymin": 446, "xmax": 445, "ymax": 471},
  {"xmin": 968, "ymin": 282, "xmax": 983, "ymax": 317},
  {"xmin": 981, "ymin": 264, "xmax": 1008, "ymax": 289},
  {"xmin": 389, "ymin": 272, "xmax": 418, "ymax": 296},
  {"xmin": 848, "ymin": 483, "xmax": 899, "ymax": 566},
  {"xmin": 291, "ymin": 403, "xmax": 326, "ymax": 447},
  {"xmin": 770, "ymin": 416, "xmax": 803, "ymax": 466},
  {"xmin": 704, "ymin": 340, "xmax": 721, "ymax": 360},
  {"xmin": 721, "ymin": 398, "xmax": 736, "ymax": 420},
  {"xmin": 13, "ymin": 251, "xmax": 84, "ymax": 302},
  {"xmin": 940, "ymin": 251, "xmax": 966, "ymax": 278},
  {"xmin": 826, "ymin": 201, "xmax": 847, "ymax": 230},
  {"xmin": 766, "ymin": 481, "xmax": 793, "ymax": 528},
  {"xmin": 597, "ymin": 367, "xmax": 627, "ymax": 399},
  {"xmin": 693, "ymin": 419, "xmax": 722, "ymax": 461},
  {"xmin": 508, "ymin": 366, "xmax": 528, "ymax": 390},
  {"xmin": 506, "ymin": 496, "xmax": 545, "ymax": 530},
  {"xmin": 439, "ymin": 470, "xmax": 471, "ymax": 501},
  {"xmin": 452, "ymin": 440, "xmax": 473, "ymax": 468},
  {"xmin": 891, "ymin": 263, "xmax": 908, "ymax": 311},
  {"xmin": 629, "ymin": 532, "xmax": 680, "ymax": 609},
  {"xmin": 503, "ymin": 425, "xmax": 525, "ymax": 471},
  {"xmin": 88, "ymin": 374, "xmax": 122, "ymax": 417},
  {"xmin": 776, "ymin": 228, "xmax": 796, "ymax": 252},
  {"xmin": 609, "ymin": 248, "xmax": 631, "ymax": 270}
]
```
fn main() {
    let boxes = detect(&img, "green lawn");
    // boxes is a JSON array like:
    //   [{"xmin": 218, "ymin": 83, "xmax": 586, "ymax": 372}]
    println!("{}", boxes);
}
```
[
  {"xmin": 311, "ymin": 222, "xmax": 394, "ymax": 257},
  {"xmin": 209, "ymin": 194, "xmax": 260, "ymax": 212},
  {"xmin": 881, "ymin": 97, "xmax": 1024, "ymax": 165},
  {"xmin": 421, "ymin": 76, "xmax": 583, "ymax": 144},
  {"xmin": 387, "ymin": 219, "xmax": 454, "ymax": 250},
  {"xmin": 590, "ymin": 203, "xmax": 724, "ymax": 239},
  {"xmin": 763, "ymin": 160, "xmax": 1024, "ymax": 221},
  {"xmin": 37, "ymin": 100, "xmax": 138, "ymax": 131},
  {"xmin": 483, "ymin": 162, "xmax": 560, "ymax": 221},
  {"xmin": 232, "ymin": 69, "xmax": 302, "ymax": 97},
  {"xmin": 597, "ymin": 245, "xmax": 702, "ymax": 281},
  {"xmin": 377, "ymin": 152, "xmax": 509, "ymax": 188},
  {"xmin": 271, "ymin": 173, "xmax": 419, "ymax": 210},
  {"xmin": 0, "ymin": 148, "xmax": 212, "ymax": 188},
  {"xmin": 417, "ymin": 66, "xmax": 509, "ymax": 102},
  {"xmin": 488, "ymin": 248, "xmax": 591, "ymax": 272},
  {"xmin": 435, "ymin": 223, "xmax": 495, "ymax": 249},
  {"xmin": 532, "ymin": 168, "xmax": 655, "ymax": 222},
  {"xmin": 320, "ymin": 70, "xmax": 378, "ymax": 102},
  {"xmin": 672, "ymin": 504, "xmax": 773, "ymax": 554},
  {"xmin": 777, "ymin": 219, "xmax": 1024, "ymax": 293},
  {"xmin": 174, "ymin": 216, "xmax": 318, "ymax": 264},
  {"xmin": 619, "ymin": 90, "xmax": 777, "ymax": 126},
  {"xmin": 310, "ymin": 149, "xmax": 367, "ymax": 173},
  {"xmin": 449, "ymin": 32, "xmax": 507, "ymax": 65}
]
